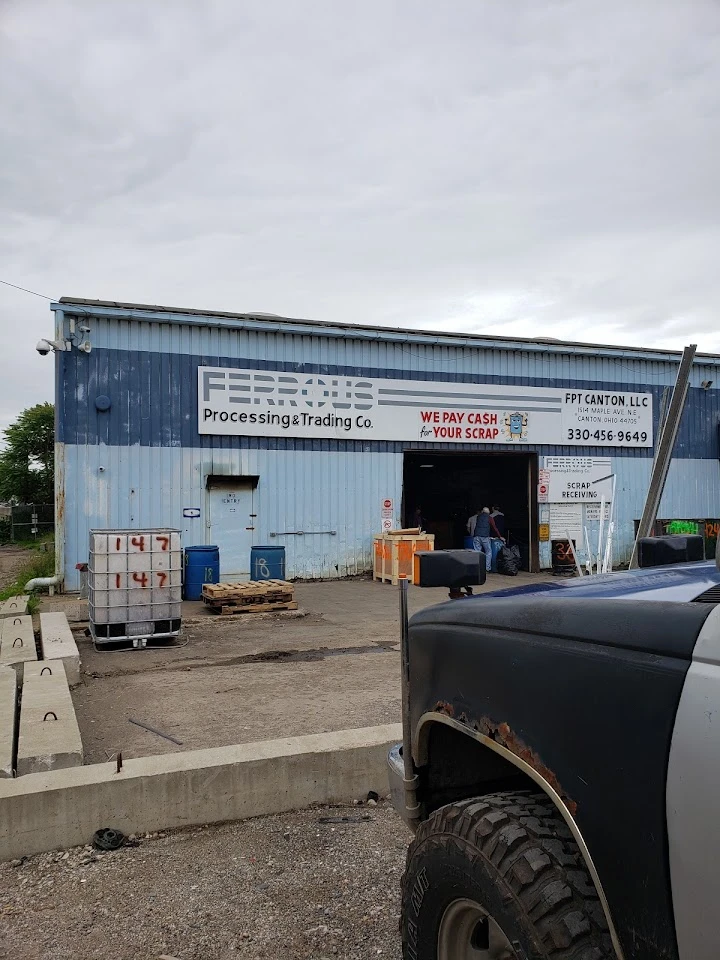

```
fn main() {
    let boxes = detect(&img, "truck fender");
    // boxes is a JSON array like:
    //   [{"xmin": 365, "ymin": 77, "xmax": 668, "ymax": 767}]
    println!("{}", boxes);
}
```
[{"xmin": 415, "ymin": 712, "xmax": 625, "ymax": 960}]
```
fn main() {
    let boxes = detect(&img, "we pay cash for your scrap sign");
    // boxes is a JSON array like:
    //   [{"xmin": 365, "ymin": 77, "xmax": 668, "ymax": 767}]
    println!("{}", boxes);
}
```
[{"xmin": 198, "ymin": 367, "xmax": 653, "ymax": 448}]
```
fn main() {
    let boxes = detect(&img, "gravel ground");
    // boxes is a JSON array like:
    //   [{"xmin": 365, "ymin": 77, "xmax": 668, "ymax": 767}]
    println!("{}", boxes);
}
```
[{"xmin": 0, "ymin": 802, "xmax": 407, "ymax": 960}]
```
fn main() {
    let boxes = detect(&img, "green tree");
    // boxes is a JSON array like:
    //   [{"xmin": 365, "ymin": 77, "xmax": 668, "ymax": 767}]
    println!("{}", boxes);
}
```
[{"xmin": 0, "ymin": 403, "xmax": 54, "ymax": 504}]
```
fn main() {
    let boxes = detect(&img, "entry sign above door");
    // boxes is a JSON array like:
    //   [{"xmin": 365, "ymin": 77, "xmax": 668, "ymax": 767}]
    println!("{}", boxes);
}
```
[{"xmin": 198, "ymin": 367, "xmax": 653, "ymax": 448}]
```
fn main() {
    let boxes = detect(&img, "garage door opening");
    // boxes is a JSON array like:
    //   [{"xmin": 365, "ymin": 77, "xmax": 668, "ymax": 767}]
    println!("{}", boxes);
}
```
[{"xmin": 402, "ymin": 452, "xmax": 538, "ymax": 572}]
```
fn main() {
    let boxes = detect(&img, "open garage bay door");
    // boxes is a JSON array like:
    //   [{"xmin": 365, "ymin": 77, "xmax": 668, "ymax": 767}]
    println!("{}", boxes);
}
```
[{"xmin": 402, "ymin": 452, "xmax": 538, "ymax": 572}]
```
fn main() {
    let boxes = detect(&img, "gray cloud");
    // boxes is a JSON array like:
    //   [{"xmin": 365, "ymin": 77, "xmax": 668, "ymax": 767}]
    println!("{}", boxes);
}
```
[{"xmin": 2, "ymin": 0, "xmax": 720, "ymax": 430}]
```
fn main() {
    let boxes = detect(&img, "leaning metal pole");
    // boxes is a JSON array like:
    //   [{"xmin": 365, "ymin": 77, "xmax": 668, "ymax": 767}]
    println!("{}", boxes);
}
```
[
  {"xmin": 399, "ymin": 575, "xmax": 420, "ymax": 822},
  {"xmin": 629, "ymin": 343, "xmax": 697, "ymax": 568}
]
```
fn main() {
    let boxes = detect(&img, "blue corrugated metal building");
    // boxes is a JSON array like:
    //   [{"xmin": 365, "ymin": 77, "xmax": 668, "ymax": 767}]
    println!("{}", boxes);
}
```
[{"xmin": 49, "ymin": 297, "xmax": 720, "ymax": 591}]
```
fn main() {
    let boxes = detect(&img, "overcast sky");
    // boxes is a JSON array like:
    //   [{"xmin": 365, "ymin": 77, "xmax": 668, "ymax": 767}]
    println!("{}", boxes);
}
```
[{"xmin": 2, "ymin": 0, "xmax": 720, "ymax": 432}]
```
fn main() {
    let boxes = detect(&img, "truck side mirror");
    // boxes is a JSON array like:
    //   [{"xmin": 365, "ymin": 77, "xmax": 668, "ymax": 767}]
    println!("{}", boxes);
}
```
[{"xmin": 413, "ymin": 549, "xmax": 487, "ymax": 590}]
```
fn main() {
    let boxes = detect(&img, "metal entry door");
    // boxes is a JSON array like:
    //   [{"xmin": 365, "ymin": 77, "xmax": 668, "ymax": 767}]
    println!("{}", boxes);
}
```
[{"xmin": 207, "ymin": 479, "xmax": 255, "ymax": 579}]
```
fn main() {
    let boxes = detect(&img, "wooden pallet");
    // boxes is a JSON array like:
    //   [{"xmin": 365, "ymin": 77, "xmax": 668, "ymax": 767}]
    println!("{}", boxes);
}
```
[
  {"xmin": 205, "ymin": 598, "xmax": 299, "ymax": 616},
  {"xmin": 202, "ymin": 579, "xmax": 292, "ymax": 601}
]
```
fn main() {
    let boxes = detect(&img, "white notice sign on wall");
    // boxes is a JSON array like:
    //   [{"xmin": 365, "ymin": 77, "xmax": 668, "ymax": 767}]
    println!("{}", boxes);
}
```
[
  {"xmin": 198, "ymin": 367, "xmax": 653, "ymax": 448},
  {"xmin": 585, "ymin": 503, "xmax": 612, "ymax": 522},
  {"xmin": 549, "ymin": 504, "xmax": 583, "ymax": 541}
]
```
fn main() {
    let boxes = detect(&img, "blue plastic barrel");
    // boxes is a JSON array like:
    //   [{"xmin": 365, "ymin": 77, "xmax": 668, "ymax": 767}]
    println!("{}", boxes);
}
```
[
  {"xmin": 250, "ymin": 545, "xmax": 286, "ymax": 581},
  {"xmin": 463, "ymin": 536, "xmax": 474, "ymax": 550},
  {"xmin": 184, "ymin": 545, "xmax": 220, "ymax": 600}
]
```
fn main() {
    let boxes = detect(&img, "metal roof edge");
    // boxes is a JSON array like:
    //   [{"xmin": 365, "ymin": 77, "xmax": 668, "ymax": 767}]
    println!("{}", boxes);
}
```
[{"xmin": 52, "ymin": 297, "xmax": 719, "ymax": 365}]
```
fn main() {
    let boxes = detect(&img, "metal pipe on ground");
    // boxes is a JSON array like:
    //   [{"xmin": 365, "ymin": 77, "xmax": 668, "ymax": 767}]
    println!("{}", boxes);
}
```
[{"xmin": 25, "ymin": 576, "xmax": 61, "ymax": 595}]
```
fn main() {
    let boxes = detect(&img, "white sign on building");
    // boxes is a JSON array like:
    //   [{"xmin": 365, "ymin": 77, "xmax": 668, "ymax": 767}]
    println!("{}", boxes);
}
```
[
  {"xmin": 585, "ymin": 502, "xmax": 612, "ymax": 522},
  {"xmin": 198, "ymin": 367, "xmax": 653, "ymax": 448},
  {"xmin": 543, "ymin": 457, "xmax": 614, "ymax": 502},
  {"xmin": 549, "ymin": 504, "xmax": 584, "ymax": 542}
]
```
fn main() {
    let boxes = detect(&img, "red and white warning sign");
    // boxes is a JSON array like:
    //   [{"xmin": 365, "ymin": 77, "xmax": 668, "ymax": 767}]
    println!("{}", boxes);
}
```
[
  {"xmin": 538, "ymin": 469, "xmax": 550, "ymax": 503},
  {"xmin": 381, "ymin": 498, "xmax": 393, "ymax": 519},
  {"xmin": 381, "ymin": 517, "xmax": 393, "ymax": 532}
]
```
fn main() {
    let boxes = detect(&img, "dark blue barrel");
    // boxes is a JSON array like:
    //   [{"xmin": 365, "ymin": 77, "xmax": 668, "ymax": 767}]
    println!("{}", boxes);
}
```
[
  {"xmin": 463, "ymin": 535, "xmax": 474, "ymax": 550},
  {"xmin": 250, "ymin": 545, "xmax": 286, "ymax": 581},
  {"xmin": 184, "ymin": 545, "xmax": 220, "ymax": 600}
]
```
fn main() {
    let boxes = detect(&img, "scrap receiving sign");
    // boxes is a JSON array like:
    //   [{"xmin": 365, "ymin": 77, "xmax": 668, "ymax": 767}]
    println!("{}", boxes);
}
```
[
  {"xmin": 543, "ymin": 457, "xmax": 614, "ymax": 502},
  {"xmin": 198, "ymin": 367, "xmax": 653, "ymax": 448}
]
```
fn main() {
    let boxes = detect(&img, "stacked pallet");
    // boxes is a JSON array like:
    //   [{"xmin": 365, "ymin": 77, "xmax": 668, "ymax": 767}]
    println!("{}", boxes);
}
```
[{"xmin": 202, "ymin": 580, "xmax": 297, "ymax": 616}]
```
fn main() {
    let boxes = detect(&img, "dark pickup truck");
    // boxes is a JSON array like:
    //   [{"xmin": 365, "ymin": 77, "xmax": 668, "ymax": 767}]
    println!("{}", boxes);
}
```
[{"xmin": 389, "ymin": 543, "xmax": 720, "ymax": 960}]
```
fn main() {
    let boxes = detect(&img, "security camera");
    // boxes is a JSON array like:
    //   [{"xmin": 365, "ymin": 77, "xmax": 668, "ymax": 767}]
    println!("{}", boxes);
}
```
[{"xmin": 36, "ymin": 338, "xmax": 70, "ymax": 355}]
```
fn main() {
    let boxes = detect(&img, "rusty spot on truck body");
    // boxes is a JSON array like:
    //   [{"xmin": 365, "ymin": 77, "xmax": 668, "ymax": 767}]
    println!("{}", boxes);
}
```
[
  {"xmin": 483, "ymin": 717, "xmax": 577, "ymax": 816},
  {"xmin": 438, "ymin": 707, "xmax": 578, "ymax": 816},
  {"xmin": 434, "ymin": 700, "xmax": 455, "ymax": 718}
]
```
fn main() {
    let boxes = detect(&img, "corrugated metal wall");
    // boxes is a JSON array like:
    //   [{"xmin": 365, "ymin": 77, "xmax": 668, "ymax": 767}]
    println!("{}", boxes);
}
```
[
  {"xmin": 61, "ymin": 444, "xmax": 400, "ymax": 588},
  {"xmin": 54, "ymin": 303, "xmax": 720, "ymax": 589},
  {"xmin": 59, "ymin": 444, "xmax": 720, "ymax": 591}
]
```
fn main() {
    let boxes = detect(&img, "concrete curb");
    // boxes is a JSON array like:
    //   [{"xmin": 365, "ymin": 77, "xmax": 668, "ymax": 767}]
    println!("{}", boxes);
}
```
[{"xmin": 0, "ymin": 723, "xmax": 402, "ymax": 861}]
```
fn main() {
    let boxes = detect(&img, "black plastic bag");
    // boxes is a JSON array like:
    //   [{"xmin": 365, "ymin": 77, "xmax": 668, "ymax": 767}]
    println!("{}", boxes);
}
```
[{"xmin": 498, "ymin": 544, "xmax": 521, "ymax": 576}]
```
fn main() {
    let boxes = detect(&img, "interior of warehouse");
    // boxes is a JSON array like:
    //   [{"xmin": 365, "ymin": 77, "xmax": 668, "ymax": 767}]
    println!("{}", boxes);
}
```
[{"xmin": 402, "ymin": 451, "xmax": 538, "ymax": 570}]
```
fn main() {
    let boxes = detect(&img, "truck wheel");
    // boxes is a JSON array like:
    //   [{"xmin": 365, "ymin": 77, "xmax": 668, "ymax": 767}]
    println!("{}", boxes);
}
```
[{"xmin": 400, "ymin": 791, "xmax": 613, "ymax": 959}]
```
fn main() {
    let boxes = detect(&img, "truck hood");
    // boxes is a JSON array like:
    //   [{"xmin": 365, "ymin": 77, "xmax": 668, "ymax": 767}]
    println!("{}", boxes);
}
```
[{"xmin": 476, "ymin": 560, "xmax": 720, "ymax": 604}]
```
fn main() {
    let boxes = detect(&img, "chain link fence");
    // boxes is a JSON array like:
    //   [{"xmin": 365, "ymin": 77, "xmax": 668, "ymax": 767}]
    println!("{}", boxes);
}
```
[{"xmin": 0, "ymin": 503, "xmax": 54, "ymax": 543}]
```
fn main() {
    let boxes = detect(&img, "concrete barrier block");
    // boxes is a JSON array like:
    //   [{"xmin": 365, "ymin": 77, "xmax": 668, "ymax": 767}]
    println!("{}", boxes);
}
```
[
  {"xmin": 0, "ymin": 614, "xmax": 34, "ymax": 646},
  {"xmin": 0, "ymin": 667, "xmax": 17, "ymax": 778},
  {"xmin": 0, "ymin": 596, "xmax": 29, "ymax": 618},
  {"xmin": 22, "ymin": 660, "xmax": 68, "ymax": 683},
  {"xmin": 0, "ymin": 723, "xmax": 403, "ymax": 860},
  {"xmin": 16, "ymin": 662, "xmax": 83, "ymax": 776},
  {"xmin": 39, "ymin": 612, "xmax": 81, "ymax": 686},
  {"xmin": 0, "ymin": 615, "xmax": 37, "ymax": 676}
]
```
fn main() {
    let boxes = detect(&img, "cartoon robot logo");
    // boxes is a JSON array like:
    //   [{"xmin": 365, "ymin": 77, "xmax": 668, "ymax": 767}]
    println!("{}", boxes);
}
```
[{"xmin": 504, "ymin": 411, "xmax": 528, "ymax": 441}]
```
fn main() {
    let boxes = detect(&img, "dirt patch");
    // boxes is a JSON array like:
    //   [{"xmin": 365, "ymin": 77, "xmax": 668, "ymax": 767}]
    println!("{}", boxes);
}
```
[
  {"xmin": 0, "ymin": 545, "xmax": 32, "ymax": 592},
  {"xmin": 60, "ymin": 573, "xmax": 550, "ymax": 763},
  {"xmin": 73, "ymin": 642, "xmax": 402, "ymax": 761},
  {"xmin": 0, "ymin": 802, "xmax": 407, "ymax": 960}
]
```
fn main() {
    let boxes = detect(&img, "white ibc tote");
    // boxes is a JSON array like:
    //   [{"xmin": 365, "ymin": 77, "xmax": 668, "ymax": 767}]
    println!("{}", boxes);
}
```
[{"xmin": 88, "ymin": 528, "xmax": 182, "ymax": 644}]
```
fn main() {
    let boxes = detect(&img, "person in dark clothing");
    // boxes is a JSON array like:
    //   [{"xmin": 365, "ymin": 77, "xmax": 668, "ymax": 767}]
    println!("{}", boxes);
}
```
[
  {"xmin": 471, "ymin": 508, "xmax": 491, "ymax": 571},
  {"xmin": 490, "ymin": 505, "xmax": 506, "ymax": 539},
  {"xmin": 473, "ymin": 506, "xmax": 506, "ymax": 571}
]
